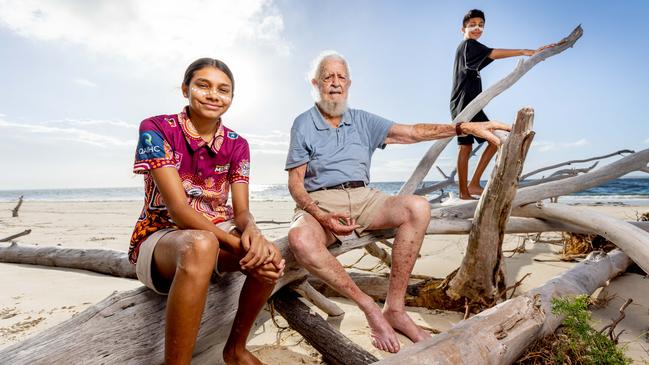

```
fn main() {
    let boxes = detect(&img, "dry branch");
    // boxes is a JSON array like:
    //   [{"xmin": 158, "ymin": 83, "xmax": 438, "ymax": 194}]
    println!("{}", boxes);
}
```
[
  {"xmin": 12, "ymin": 195, "xmax": 23, "ymax": 217},
  {"xmin": 521, "ymin": 149, "xmax": 634, "ymax": 180},
  {"xmin": 517, "ymin": 202, "xmax": 649, "ymax": 275},
  {"xmin": 0, "ymin": 229, "xmax": 31, "ymax": 243},
  {"xmin": 432, "ymin": 147, "xmax": 649, "ymax": 220}
]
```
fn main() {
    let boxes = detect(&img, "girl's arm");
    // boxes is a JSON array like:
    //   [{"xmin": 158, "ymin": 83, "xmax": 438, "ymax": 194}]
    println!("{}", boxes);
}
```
[
  {"xmin": 231, "ymin": 183, "xmax": 283, "ymax": 270},
  {"xmin": 150, "ymin": 166, "xmax": 243, "ymax": 256}
]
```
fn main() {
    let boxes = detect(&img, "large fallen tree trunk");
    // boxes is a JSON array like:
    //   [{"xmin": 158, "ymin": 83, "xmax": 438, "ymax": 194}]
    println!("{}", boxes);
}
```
[
  {"xmin": 398, "ymin": 25, "xmax": 582, "ymax": 195},
  {"xmin": 374, "ymin": 249, "xmax": 632, "ymax": 365},
  {"xmin": 447, "ymin": 107, "xmax": 534, "ymax": 304},
  {"xmin": 0, "ymin": 230, "xmax": 397, "ymax": 364}
]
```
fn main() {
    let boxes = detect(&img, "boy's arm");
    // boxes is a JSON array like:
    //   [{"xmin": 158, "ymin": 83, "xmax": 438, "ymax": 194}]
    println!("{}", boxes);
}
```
[{"xmin": 490, "ymin": 43, "xmax": 556, "ymax": 59}]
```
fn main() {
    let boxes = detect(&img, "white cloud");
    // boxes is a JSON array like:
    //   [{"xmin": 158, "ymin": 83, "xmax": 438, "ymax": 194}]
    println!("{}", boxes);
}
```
[
  {"xmin": 0, "ymin": 117, "xmax": 134, "ymax": 147},
  {"xmin": 531, "ymin": 138, "xmax": 590, "ymax": 152},
  {"xmin": 645, "ymin": 137, "xmax": 649, "ymax": 144},
  {"xmin": 73, "ymin": 78, "xmax": 97, "ymax": 87},
  {"xmin": 52, "ymin": 118, "xmax": 138, "ymax": 129},
  {"xmin": 0, "ymin": 0, "xmax": 290, "ymax": 66}
]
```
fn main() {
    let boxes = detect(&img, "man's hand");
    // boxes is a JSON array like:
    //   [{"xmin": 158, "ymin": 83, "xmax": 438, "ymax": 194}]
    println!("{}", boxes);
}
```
[
  {"xmin": 315, "ymin": 211, "xmax": 361, "ymax": 236},
  {"xmin": 460, "ymin": 121, "xmax": 512, "ymax": 146},
  {"xmin": 239, "ymin": 224, "xmax": 272, "ymax": 270}
]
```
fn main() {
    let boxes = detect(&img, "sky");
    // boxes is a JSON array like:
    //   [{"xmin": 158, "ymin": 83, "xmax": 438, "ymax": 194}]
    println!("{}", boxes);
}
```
[{"xmin": 0, "ymin": 0, "xmax": 647, "ymax": 190}]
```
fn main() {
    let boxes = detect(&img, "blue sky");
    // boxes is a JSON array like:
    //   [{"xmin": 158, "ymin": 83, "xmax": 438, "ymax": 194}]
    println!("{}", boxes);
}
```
[{"xmin": 0, "ymin": 0, "xmax": 647, "ymax": 189}]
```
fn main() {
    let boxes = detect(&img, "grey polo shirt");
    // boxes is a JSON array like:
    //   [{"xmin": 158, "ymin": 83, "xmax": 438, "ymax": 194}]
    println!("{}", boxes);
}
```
[{"xmin": 285, "ymin": 105, "xmax": 394, "ymax": 192}]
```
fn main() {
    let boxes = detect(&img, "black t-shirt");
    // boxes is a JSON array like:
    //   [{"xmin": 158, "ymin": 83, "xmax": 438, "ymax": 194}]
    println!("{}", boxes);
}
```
[{"xmin": 450, "ymin": 39, "xmax": 494, "ymax": 119}]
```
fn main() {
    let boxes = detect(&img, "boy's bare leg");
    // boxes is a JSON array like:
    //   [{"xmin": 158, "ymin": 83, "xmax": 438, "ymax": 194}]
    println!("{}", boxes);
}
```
[
  {"xmin": 457, "ymin": 144, "xmax": 476, "ymax": 200},
  {"xmin": 468, "ymin": 142, "xmax": 498, "ymax": 196},
  {"xmin": 288, "ymin": 214, "xmax": 401, "ymax": 353},
  {"xmin": 220, "ymin": 250, "xmax": 273, "ymax": 365},
  {"xmin": 152, "ymin": 230, "xmax": 220, "ymax": 365},
  {"xmin": 367, "ymin": 195, "xmax": 432, "ymax": 343}
]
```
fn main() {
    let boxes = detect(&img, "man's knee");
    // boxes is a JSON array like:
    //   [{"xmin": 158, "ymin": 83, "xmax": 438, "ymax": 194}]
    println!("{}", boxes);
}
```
[
  {"xmin": 406, "ymin": 196, "xmax": 431, "ymax": 222},
  {"xmin": 175, "ymin": 230, "xmax": 219, "ymax": 278}
]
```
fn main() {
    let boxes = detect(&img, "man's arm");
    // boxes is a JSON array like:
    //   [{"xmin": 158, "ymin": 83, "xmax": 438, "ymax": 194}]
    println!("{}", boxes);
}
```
[
  {"xmin": 384, "ymin": 121, "xmax": 511, "ymax": 146},
  {"xmin": 287, "ymin": 164, "xmax": 359, "ymax": 235}
]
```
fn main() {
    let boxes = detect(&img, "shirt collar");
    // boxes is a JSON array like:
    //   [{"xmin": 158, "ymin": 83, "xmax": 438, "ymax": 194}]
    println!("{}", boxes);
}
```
[
  {"xmin": 310, "ymin": 104, "xmax": 351, "ymax": 130},
  {"xmin": 178, "ymin": 106, "xmax": 225, "ymax": 154}
]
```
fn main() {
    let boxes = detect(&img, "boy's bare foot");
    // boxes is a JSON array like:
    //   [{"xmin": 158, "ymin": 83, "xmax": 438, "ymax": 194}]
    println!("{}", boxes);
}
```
[
  {"xmin": 223, "ymin": 346, "xmax": 265, "ymax": 365},
  {"xmin": 467, "ymin": 184, "xmax": 484, "ymax": 196},
  {"xmin": 364, "ymin": 305, "xmax": 400, "ymax": 353},
  {"xmin": 459, "ymin": 193, "xmax": 478, "ymax": 200},
  {"xmin": 383, "ymin": 308, "xmax": 431, "ymax": 343}
]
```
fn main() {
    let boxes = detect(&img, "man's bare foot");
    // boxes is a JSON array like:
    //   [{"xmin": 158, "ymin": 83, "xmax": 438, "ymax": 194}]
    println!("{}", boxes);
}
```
[
  {"xmin": 364, "ymin": 305, "xmax": 400, "ymax": 353},
  {"xmin": 383, "ymin": 308, "xmax": 431, "ymax": 343},
  {"xmin": 223, "ymin": 346, "xmax": 265, "ymax": 365},
  {"xmin": 467, "ymin": 184, "xmax": 484, "ymax": 196}
]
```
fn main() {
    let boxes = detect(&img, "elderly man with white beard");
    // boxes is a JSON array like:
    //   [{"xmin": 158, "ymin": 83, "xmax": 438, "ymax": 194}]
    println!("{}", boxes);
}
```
[{"xmin": 285, "ymin": 51, "xmax": 510, "ymax": 353}]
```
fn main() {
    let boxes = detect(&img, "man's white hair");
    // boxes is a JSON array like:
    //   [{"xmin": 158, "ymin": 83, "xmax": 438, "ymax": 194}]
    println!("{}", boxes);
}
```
[{"xmin": 307, "ymin": 50, "xmax": 351, "ymax": 101}]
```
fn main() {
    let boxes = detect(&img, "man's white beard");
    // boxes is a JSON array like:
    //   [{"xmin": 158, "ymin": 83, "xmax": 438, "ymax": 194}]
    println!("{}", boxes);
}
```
[{"xmin": 317, "ymin": 99, "xmax": 347, "ymax": 117}]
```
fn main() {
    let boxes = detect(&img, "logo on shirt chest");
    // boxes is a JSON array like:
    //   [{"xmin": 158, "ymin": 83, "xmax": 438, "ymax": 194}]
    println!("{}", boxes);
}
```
[{"xmin": 214, "ymin": 163, "xmax": 230, "ymax": 173}]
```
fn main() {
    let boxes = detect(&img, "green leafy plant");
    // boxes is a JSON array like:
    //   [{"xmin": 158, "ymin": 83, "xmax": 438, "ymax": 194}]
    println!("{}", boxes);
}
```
[
  {"xmin": 550, "ymin": 295, "xmax": 631, "ymax": 365},
  {"xmin": 516, "ymin": 295, "xmax": 631, "ymax": 364}
]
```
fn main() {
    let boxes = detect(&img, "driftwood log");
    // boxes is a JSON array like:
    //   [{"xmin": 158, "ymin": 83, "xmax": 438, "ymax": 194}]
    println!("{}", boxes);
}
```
[
  {"xmin": 272, "ymin": 288, "xmax": 378, "ymax": 365},
  {"xmin": 374, "ymin": 249, "xmax": 631, "ymax": 365},
  {"xmin": 0, "ymin": 241, "xmax": 135, "ymax": 278},
  {"xmin": 447, "ymin": 107, "xmax": 534, "ymax": 303}
]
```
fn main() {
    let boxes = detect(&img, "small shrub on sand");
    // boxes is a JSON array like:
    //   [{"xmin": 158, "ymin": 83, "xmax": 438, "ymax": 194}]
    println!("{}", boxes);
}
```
[{"xmin": 516, "ymin": 295, "xmax": 631, "ymax": 365}]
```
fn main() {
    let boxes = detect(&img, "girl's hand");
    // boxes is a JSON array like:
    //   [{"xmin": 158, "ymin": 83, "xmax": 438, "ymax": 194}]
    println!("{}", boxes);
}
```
[{"xmin": 239, "ymin": 224, "xmax": 271, "ymax": 270}]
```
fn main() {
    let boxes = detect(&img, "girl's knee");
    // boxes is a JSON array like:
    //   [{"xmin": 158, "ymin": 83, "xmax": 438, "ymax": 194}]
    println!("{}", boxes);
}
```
[{"xmin": 176, "ymin": 230, "xmax": 219, "ymax": 276}]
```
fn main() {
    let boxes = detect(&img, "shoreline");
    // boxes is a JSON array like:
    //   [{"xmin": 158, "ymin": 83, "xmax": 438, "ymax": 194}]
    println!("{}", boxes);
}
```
[{"xmin": 1, "ymin": 200, "xmax": 648, "ymax": 363}]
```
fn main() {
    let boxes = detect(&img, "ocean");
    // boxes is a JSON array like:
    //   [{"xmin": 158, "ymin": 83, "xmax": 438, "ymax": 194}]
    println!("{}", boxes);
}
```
[{"xmin": 1, "ymin": 178, "xmax": 648, "ymax": 205}]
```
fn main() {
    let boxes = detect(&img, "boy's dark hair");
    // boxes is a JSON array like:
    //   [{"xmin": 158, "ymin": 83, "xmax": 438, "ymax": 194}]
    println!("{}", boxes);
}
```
[
  {"xmin": 463, "ymin": 9, "xmax": 485, "ymax": 27},
  {"xmin": 183, "ymin": 58, "xmax": 235, "ymax": 92}
]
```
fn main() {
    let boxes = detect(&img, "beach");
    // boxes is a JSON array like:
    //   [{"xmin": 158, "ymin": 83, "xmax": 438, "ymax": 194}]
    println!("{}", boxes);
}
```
[{"xmin": 1, "ymin": 199, "xmax": 648, "ymax": 363}]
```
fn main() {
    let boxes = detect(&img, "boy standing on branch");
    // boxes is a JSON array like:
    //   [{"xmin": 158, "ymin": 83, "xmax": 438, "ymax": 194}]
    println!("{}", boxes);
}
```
[{"xmin": 451, "ymin": 9, "xmax": 552, "ymax": 199}]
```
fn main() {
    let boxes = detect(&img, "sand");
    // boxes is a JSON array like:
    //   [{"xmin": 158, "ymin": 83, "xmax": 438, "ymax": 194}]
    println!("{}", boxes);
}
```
[{"xmin": 0, "ymin": 200, "xmax": 648, "ymax": 363}]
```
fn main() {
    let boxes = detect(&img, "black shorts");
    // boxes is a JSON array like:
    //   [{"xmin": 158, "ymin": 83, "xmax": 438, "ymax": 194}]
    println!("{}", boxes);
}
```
[{"xmin": 457, "ymin": 110, "xmax": 489, "ymax": 145}]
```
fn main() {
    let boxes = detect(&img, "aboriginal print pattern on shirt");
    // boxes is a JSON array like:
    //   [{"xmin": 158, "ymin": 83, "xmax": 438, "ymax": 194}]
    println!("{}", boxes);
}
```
[{"xmin": 129, "ymin": 108, "xmax": 250, "ymax": 263}]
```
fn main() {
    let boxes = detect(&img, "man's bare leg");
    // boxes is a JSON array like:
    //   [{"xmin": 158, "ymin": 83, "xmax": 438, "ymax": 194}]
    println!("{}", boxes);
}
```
[
  {"xmin": 366, "ymin": 195, "xmax": 432, "ymax": 343},
  {"xmin": 288, "ymin": 214, "xmax": 400, "ymax": 353},
  {"xmin": 468, "ymin": 142, "xmax": 498, "ymax": 196},
  {"xmin": 457, "ymin": 144, "xmax": 476, "ymax": 200}
]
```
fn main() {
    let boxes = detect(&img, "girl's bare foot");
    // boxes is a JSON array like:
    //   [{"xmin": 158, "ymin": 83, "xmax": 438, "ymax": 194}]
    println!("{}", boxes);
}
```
[{"xmin": 223, "ymin": 346, "xmax": 265, "ymax": 365}]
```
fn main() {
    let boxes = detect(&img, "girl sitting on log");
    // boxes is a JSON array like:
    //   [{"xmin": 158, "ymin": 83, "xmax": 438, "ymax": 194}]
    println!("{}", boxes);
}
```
[{"xmin": 129, "ymin": 58, "xmax": 285, "ymax": 365}]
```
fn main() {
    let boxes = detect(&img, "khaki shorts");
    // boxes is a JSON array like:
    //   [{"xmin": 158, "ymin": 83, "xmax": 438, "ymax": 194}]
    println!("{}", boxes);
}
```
[
  {"xmin": 293, "ymin": 187, "xmax": 389, "ymax": 235},
  {"xmin": 135, "ymin": 220, "xmax": 234, "ymax": 295}
]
